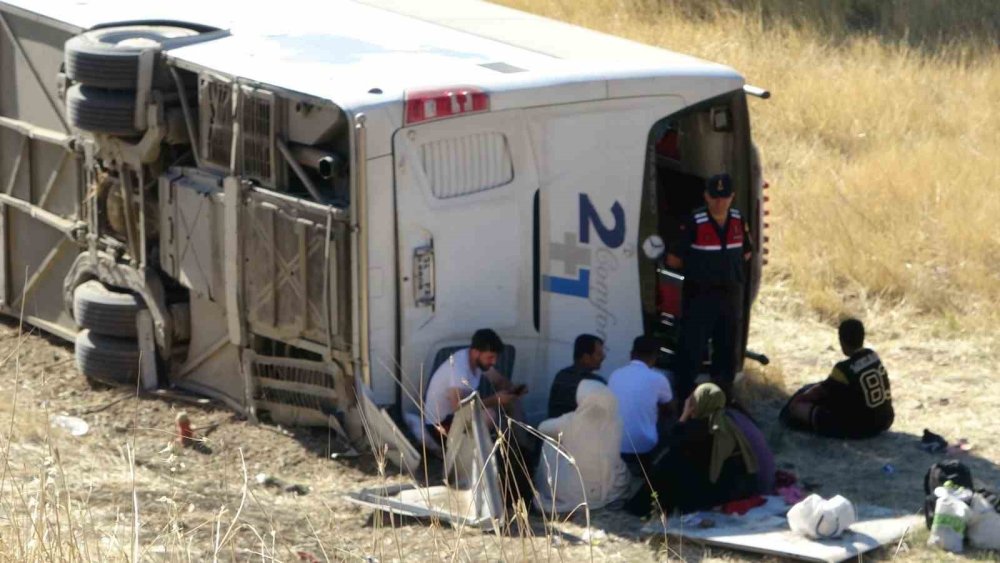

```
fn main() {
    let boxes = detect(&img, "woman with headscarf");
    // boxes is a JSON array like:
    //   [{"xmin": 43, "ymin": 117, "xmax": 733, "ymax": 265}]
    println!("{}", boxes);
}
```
[
  {"xmin": 625, "ymin": 383, "xmax": 761, "ymax": 517},
  {"xmin": 534, "ymin": 379, "xmax": 631, "ymax": 515}
]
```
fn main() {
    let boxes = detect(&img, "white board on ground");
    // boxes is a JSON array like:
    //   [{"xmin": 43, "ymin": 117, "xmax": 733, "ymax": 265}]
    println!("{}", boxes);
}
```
[
  {"xmin": 345, "ymin": 394, "xmax": 505, "ymax": 531},
  {"xmin": 645, "ymin": 497, "xmax": 921, "ymax": 563}
]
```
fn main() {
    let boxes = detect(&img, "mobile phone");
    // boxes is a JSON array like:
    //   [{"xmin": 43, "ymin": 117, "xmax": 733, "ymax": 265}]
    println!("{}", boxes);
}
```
[{"xmin": 512, "ymin": 383, "xmax": 528, "ymax": 395}]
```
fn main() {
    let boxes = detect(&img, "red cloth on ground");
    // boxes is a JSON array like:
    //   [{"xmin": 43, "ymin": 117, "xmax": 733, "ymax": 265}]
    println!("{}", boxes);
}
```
[{"xmin": 721, "ymin": 495, "xmax": 766, "ymax": 515}]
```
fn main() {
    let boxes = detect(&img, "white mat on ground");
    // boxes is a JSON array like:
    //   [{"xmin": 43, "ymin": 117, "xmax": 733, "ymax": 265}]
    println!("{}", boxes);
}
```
[{"xmin": 643, "ymin": 496, "xmax": 921, "ymax": 563}]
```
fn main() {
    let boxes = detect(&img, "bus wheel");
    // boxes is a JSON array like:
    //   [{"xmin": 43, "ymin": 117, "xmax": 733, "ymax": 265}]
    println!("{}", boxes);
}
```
[
  {"xmin": 66, "ymin": 85, "xmax": 142, "ymax": 137},
  {"xmin": 73, "ymin": 280, "xmax": 145, "ymax": 338},
  {"xmin": 64, "ymin": 25, "xmax": 201, "ymax": 90},
  {"xmin": 75, "ymin": 330, "xmax": 140, "ymax": 387}
]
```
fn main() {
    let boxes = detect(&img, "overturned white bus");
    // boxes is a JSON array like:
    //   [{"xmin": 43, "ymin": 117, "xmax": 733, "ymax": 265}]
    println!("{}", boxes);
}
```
[{"xmin": 0, "ymin": 0, "xmax": 767, "ymax": 464}]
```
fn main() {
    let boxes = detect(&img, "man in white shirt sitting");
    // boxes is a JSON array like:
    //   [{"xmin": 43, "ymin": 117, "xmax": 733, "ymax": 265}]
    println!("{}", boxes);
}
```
[
  {"xmin": 608, "ymin": 335, "xmax": 675, "ymax": 472},
  {"xmin": 423, "ymin": 328, "xmax": 523, "ymax": 443}
]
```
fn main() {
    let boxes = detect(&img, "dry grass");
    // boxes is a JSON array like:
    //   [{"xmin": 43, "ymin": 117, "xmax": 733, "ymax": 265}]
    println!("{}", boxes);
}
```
[
  {"xmin": 496, "ymin": 0, "xmax": 1000, "ymax": 340},
  {"xmin": 0, "ymin": 315, "xmax": 643, "ymax": 562}
]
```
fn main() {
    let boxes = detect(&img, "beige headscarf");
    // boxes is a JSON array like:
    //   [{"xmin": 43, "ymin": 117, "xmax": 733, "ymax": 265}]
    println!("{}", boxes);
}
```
[{"xmin": 690, "ymin": 383, "xmax": 759, "ymax": 483}]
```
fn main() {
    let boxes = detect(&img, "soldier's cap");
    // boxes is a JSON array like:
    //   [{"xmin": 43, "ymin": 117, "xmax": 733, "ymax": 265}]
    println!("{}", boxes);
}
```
[{"xmin": 705, "ymin": 173, "xmax": 733, "ymax": 198}]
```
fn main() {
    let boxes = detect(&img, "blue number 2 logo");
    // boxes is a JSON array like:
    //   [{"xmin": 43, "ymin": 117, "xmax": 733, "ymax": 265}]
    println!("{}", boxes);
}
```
[
  {"xmin": 542, "ymin": 194, "xmax": 625, "ymax": 298},
  {"xmin": 580, "ymin": 194, "xmax": 625, "ymax": 248}
]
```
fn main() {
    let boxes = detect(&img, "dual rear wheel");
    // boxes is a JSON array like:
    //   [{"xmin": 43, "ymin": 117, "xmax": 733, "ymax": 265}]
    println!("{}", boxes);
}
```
[
  {"xmin": 64, "ymin": 25, "xmax": 201, "ymax": 136},
  {"xmin": 72, "ymin": 280, "xmax": 144, "ymax": 387}
]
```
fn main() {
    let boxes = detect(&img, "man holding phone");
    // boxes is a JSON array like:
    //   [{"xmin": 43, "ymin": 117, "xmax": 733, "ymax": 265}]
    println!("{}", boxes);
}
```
[{"xmin": 423, "ymin": 328, "xmax": 525, "ymax": 441}]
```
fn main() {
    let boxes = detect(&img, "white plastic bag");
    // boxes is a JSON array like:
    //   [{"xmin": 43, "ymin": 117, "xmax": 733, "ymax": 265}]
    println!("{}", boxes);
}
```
[
  {"xmin": 967, "ymin": 493, "xmax": 1000, "ymax": 550},
  {"xmin": 51, "ymin": 414, "xmax": 89, "ymax": 436},
  {"xmin": 820, "ymin": 495, "xmax": 857, "ymax": 537},
  {"xmin": 788, "ymin": 494, "xmax": 857, "ymax": 539},
  {"xmin": 928, "ymin": 486, "xmax": 970, "ymax": 553},
  {"xmin": 788, "ymin": 494, "xmax": 823, "ymax": 537}
]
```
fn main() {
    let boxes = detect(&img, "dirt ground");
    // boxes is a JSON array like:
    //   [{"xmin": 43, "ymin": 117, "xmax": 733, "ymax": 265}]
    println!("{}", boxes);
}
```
[{"xmin": 1, "ymin": 288, "xmax": 998, "ymax": 561}]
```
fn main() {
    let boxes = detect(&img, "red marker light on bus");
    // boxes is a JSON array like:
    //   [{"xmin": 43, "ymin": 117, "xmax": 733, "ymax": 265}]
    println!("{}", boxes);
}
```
[{"xmin": 404, "ymin": 87, "xmax": 489, "ymax": 125}]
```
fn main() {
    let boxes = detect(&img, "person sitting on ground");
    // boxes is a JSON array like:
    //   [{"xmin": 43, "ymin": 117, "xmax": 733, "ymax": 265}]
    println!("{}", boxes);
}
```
[
  {"xmin": 422, "ymin": 328, "xmax": 524, "ymax": 443},
  {"xmin": 534, "ymin": 379, "xmax": 630, "ymax": 514},
  {"xmin": 726, "ymin": 408, "xmax": 776, "ymax": 494},
  {"xmin": 607, "ymin": 335, "xmax": 674, "ymax": 472},
  {"xmin": 625, "ymin": 383, "xmax": 760, "ymax": 517},
  {"xmin": 548, "ymin": 334, "xmax": 607, "ymax": 419},
  {"xmin": 780, "ymin": 318, "xmax": 894, "ymax": 439}
]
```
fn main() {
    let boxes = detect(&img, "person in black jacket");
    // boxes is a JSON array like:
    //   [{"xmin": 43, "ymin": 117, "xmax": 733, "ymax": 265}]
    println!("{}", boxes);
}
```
[
  {"xmin": 625, "ymin": 383, "xmax": 760, "ymax": 517},
  {"xmin": 666, "ymin": 173, "xmax": 752, "ymax": 402},
  {"xmin": 781, "ymin": 318, "xmax": 894, "ymax": 439},
  {"xmin": 547, "ymin": 334, "xmax": 606, "ymax": 419}
]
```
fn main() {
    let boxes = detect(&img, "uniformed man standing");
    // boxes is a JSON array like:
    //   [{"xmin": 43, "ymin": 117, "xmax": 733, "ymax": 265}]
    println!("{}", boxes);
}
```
[{"xmin": 666, "ymin": 173, "xmax": 752, "ymax": 401}]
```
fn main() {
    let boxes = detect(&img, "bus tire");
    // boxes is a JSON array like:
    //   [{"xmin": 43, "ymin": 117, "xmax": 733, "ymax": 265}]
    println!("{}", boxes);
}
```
[
  {"xmin": 75, "ymin": 330, "xmax": 140, "ymax": 386},
  {"xmin": 64, "ymin": 25, "xmax": 200, "ymax": 90},
  {"xmin": 66, "ymin": 85, "xmax": 142, "ymax": 137},
  {"xmin": 73, "ymin": 280, "xmax": 144, "ymax": 338}
]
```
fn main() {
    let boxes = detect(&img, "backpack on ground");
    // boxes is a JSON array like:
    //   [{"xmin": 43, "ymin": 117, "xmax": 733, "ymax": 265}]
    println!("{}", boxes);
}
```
[{"xmin": 924, "ymin": 459, "xmax": 974, "ymax": 529}]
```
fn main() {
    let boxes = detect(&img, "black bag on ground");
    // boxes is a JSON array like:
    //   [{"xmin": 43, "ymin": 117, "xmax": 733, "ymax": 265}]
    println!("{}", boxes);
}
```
[{"xmin": 923, "ymin": 459, "xmax": 974, "ymax": 529}]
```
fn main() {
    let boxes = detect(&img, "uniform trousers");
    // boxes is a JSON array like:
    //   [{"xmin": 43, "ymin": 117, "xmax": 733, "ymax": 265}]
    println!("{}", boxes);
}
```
[{"xmin": 673, "ymin": 284, "xmax": 744, "ymax": 401}]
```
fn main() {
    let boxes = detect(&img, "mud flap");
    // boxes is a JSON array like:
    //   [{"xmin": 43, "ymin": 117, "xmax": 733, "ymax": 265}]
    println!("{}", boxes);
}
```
[{"xmin": 346, "ymin": 393, "xmax": 504, "ymax": 530}]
